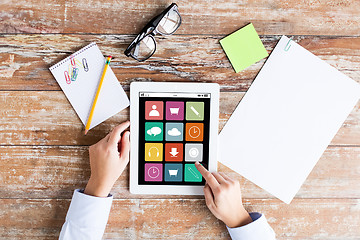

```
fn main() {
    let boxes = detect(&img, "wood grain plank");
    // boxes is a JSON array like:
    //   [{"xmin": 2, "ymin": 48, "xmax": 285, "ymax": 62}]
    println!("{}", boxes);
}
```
[
  {"xmin": 0, "ymin": 91, "xmax": 359, "ymax": 146},
  {"xmin": 1, "ymin": 35, "xmax": 360, "ymax": 91},
  {"xmin": 1, "ymin": 0, "xmax": 360, "ymax": 36},
  {"xmin": 1, "ymin": 145, "xmax": 359, "ymax": 199},
  {"xmin": 1, "ymin": 2, "xmax": 359, "ymax": 239},
  {"xmin": 1, "ymin": 198, "xmax": 359, "ymax": 239}
]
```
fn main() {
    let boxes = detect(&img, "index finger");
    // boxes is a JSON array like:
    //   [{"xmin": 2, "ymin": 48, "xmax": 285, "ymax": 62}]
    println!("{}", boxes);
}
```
[{"xmin": 195, "ymin": 162, "xmax": 219, "ymax": 189}]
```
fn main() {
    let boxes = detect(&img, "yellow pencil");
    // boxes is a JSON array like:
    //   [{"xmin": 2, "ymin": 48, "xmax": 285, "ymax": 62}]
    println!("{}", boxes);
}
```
[{"xmin": 84, "ymin": 56, "xmax": 112, "ymax": 135}]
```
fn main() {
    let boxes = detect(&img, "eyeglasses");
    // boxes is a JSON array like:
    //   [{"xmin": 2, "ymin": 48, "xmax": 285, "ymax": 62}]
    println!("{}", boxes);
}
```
[{"xmin": 124, "ymin": 3, "xmax": 182, "ymax": 62}]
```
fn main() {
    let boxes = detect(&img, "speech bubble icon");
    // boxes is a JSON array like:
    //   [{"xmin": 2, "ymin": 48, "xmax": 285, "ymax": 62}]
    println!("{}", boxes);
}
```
[{"xmin": 147, "ymin": 126, "xmax": 161, "ymax": 136}]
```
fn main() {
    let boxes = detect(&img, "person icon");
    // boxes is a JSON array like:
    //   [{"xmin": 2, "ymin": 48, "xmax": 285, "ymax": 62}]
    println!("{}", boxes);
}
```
[
  {"xmin": 145, "ymin": 101, "xmax": 163, "ymax": 120},
  {"xmin": 149, "ymin": 105, "xmax": 160, "ymax": 117}
]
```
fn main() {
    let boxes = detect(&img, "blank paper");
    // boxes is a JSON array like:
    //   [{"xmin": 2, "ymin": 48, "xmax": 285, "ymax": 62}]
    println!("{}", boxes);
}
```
[{"xmin": 219, "ymin": 36, "xmax": 360, "ymax": 204}]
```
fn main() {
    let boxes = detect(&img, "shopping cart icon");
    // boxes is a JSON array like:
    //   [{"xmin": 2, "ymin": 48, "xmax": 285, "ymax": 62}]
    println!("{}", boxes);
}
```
[
  {"xmin": 168, "ymin": 169, "xmax": 178, "ymax": 177},
  {"xmin": 169, "ymin": 107, "xmax": 180, "ymax": 115}
]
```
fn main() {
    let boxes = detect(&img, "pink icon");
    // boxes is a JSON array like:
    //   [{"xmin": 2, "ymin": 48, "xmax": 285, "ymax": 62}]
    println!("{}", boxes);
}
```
[
  {"xmin": 145, "ymin": 163, "xmax": 163, "ymax": 181},
  {"xmin": 166, "ymin": 101, "xmax": 184, "ymax": 120}
]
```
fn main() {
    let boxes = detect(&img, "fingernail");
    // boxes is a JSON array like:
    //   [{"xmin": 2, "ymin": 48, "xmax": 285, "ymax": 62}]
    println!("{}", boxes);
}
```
[{"xmin": 195, "ymin": 161, "xmax": 199, "ymax": 165}]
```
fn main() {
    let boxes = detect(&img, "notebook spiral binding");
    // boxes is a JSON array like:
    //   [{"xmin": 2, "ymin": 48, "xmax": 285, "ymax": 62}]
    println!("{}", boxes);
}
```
[{"xmin": 49, "ymin": 42, "xmax": 97, "ymax": 70}]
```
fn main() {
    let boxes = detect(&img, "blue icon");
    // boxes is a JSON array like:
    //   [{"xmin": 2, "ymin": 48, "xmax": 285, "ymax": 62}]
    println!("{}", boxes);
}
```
[
  {"xmin": 165, "ymin": 122, "xmax": 183, "ymax": 141},
  {"xmin": 164, "ymin": 164, "xmax": 183, "ymax": 182}
]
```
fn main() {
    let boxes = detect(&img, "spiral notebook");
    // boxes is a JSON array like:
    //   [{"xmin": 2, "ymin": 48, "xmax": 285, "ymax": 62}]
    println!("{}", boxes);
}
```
[
  {"xmin": 49, "ymin": 42, "xmax": 129, "ymax": 130},
  {"xmin": 219, "ymin": 36, "xmax": 360, "ymax": 204}
]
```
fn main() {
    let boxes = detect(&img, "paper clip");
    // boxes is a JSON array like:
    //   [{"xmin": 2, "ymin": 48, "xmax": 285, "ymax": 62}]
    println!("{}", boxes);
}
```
[
  {"xmin": 82, "ymin": 58, "xmax": 89, "ymax": 72},
  {"xmin": 64, "ymin": 71, "xmax": 71, "ymax": 84},
  {"xmin": 284, "ymin": 38, "xmax": 292, "ymax": 52},
  {"xmin": 71, "ymin": 68, "xmax": 79, "ymax": 81},
  {"xmin": 70, "ymin": 57, "xmax": 76, "ymax": 66}
]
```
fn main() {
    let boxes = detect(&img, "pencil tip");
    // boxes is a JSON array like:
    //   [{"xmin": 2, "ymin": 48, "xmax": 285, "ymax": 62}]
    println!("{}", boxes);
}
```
[{"xmin": 84, "ymin": 129, "xmax": 88, "ymax": 135}]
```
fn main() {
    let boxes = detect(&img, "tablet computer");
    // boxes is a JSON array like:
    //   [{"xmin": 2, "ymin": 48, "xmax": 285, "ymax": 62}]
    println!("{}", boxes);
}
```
[{"xmin": 130, "ymin": 82, "xmax": 219, "ymax": 195}]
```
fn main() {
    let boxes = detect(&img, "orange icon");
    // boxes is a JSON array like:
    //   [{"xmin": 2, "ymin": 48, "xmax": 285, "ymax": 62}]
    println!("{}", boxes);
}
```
[{"xmin": 185, "ymin": 123, "xmax": 203, "ymax": 142}]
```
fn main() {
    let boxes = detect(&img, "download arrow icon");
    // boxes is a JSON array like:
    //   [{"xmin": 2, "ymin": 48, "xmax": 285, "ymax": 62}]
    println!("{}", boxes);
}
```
[{"xmin": 170, "ymin": 147, "xmax": 179, "ymax": 157}]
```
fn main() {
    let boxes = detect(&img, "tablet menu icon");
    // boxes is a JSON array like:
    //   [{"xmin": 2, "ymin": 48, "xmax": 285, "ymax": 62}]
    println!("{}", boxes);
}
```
[
  {"xmin": 145, "ymin": 163, "xmax": 163, "ymax": 181},
  {"xmin": 165, "ymin": 123, "xmax": 183, "ymax": 141},
  {"xmin": 164, "ymin": 164, "xmax": 183, "ymax": 182},
  {"xmin": 185, "ymin": 123, "xmax": 203, "ymax": 141},
  {"xmin": 185, "ymin": 143, "xmax": 203, "ymax": 162},
  {"xmin": 145, "ymin": 101, "xmax": 163, "ymax": 120},
  {"xmin": 165, "ymin": 143, "xmax": 183, "ymax": 161},
  {"xmin": 184, "ymin": 164, "xmax": 202, "ymax": 182},
  {"xmin": 145, "ymin": 143, "xmax": 163, "ymax": 161},
  {"xmin": 143, "ymin": 99, "xmax": 207, "ymax": 183},
  {"xmin": 186, "ymin": 102, "xmax": 204, "ymax": 121},
  {"xmin": 145, "ymin": 122, "xmax": 163, "ymax": 141},
  {"xmin": 166, "ymin": 101, "xmax": 184, "ymax": 120}
]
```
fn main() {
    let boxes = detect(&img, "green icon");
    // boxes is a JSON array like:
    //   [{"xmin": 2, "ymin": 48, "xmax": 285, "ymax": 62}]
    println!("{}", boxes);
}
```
[
  {"xmin": 184, "ymin": 164, "xmax": 202, "ymax": 182},
  {"xmin": 186, "ymin": 102, "xmax": 204, "ymax": 121},
  {"xmin": 145, "ymin": 122, "xmax": 163, "ymax": 141}
]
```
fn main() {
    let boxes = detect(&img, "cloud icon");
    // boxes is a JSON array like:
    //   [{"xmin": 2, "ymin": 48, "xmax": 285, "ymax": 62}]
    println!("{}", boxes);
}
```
[
  {"xmin": 147, "ymin": 126, "xmax": 162, "ymax": 136},
  {"xmin": 168, "ymin": 127, "xmax": 181, "ymax": 136}
]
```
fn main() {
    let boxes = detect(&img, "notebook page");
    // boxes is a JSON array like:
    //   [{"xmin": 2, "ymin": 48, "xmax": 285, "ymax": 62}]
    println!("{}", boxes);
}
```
[
  {"xmin": 219, "ymin": 36, "xmax": 360, "ymax": 204},
  {"xmin": 49, "ymin": 43, "xmax": 129, "ymax": 129}
]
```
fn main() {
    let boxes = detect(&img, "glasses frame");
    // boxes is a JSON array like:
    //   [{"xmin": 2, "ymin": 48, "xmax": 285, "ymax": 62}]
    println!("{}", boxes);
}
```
[{"xmin": 124, "ymin": 3, "xmax": 182, "ymax": 62}]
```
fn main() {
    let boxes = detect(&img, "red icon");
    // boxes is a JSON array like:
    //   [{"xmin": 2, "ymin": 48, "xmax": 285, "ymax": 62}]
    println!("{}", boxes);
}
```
[
  {"xmin": 145, "ymin": 101, "xmax": 163, "ymax": 120},
  {"xmin": 165, "ymin": 143, "xmax": 183, "ymax": 162}
]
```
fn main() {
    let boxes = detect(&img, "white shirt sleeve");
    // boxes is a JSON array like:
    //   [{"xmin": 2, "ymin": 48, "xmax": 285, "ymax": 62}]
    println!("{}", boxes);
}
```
[
  {"xmin": 227, "ymin": 212, "xmax": 276, "ymax": 240},
  {"xmin": 59, "ymin": 189, "xmax": 113, "ymax": 240}
]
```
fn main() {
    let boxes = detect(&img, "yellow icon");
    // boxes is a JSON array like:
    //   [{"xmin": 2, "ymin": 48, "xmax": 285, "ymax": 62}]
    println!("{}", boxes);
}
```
[{"xmin": 145, "ymin": 143, "xmax": 163, "ymax": 161}]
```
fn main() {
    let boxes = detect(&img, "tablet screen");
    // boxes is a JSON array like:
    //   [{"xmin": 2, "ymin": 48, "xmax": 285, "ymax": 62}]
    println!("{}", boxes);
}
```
[{"xmin": 138, "ymin": 92, "xmax": 211, "ymax": 185}]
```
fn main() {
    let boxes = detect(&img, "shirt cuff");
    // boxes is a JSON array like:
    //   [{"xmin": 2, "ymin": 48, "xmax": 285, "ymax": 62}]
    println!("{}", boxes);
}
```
[
  {"xmin": 227, "ymin": 212, "xmax": 276, "ymax": 240},
  {"xmin": 66, "ymin": 189, "xmax": 113, "ymax": 230}
]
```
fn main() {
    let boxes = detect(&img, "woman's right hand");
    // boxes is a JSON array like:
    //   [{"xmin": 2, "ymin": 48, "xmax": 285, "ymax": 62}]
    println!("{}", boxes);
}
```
[{"xmin": 195, "ymin": 162, "xmax": 253, "ymax": 228}]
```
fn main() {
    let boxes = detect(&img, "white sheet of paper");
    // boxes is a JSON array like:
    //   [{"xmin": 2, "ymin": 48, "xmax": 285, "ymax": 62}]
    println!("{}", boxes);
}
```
[
  {"xmin": 219, "ymin": 36, "xmax": 360, "ymax": 204},
  {"xmin": 49, "ymin": 43, "xmax": 129, "ymax": 129}
]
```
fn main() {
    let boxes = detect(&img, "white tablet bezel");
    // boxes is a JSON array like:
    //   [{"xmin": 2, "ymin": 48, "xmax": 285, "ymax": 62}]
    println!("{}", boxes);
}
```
[{"xmin": 130, "ymin": 82, "xmax": 219, "ymax": 195}]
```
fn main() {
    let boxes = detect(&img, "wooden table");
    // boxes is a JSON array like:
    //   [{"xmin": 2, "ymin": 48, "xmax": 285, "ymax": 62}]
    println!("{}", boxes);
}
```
[{"xmin": 1, "ymin": 1, "xmax": 360, "ymax": 239}]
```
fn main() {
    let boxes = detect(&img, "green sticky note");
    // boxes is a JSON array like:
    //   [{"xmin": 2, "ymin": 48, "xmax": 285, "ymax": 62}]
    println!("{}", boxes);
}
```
[{"xmin": 220, "ymin": 23, "xmax": 268, "ymax": 73}]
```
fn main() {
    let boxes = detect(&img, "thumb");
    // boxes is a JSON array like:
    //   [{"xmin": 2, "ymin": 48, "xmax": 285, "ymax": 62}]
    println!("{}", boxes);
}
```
[
  {"xmin": 119, "ymin": 131, "xmax": 130, "ymax": 162},
  {"xmin": 108, "ymin": 121, "xmax": 130, "ymax": 145}
]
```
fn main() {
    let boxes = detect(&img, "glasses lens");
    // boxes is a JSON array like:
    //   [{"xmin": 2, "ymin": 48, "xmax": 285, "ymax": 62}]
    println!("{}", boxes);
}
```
[
  {"xmin": 130, "ymin": 35, "xmax": 156, "ymax": 61},
  {"xmin": 157, "ymin": 9, "xmax": 181, "ymax": 35}
]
